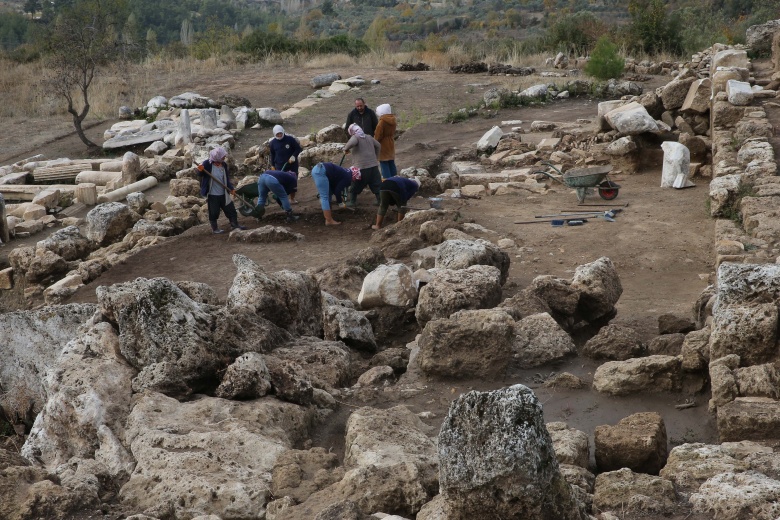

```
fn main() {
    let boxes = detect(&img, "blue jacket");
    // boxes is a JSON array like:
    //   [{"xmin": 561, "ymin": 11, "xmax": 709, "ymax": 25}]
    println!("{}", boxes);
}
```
[
  {"xmin": 269, "ymin": 135, "xmax": 302, "ymax": 172},
  {"xmin": 262, "ymin": 171, "xmax": 298, "ymax": 194},
  {"xmin": 382, "ymin": 177, "xmax": 419, "ymax": 205},
  {"xmin": 321, "ymin": 163, "xmax": 352, "ymax": 203},
  {"xmin": 197, "ymin": 160, "xmax": 234, "ymax": 197}
]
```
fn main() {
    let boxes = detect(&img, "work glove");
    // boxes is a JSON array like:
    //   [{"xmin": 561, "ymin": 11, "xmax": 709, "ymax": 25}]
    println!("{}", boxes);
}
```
[{"xmin": 288, "ymin": 157, "xmax": 296, "ymax": 164}]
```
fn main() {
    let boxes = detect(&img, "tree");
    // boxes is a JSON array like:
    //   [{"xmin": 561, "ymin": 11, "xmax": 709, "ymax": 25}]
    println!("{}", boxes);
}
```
[
  {"xmin": 628, "ymin": 0, "xmax": 682, "ymax": 54},
  {"xmin": 585, "ymin": 35, "xmax": 624, "ymax": 80},
  {"xmin": 321, "ymin": 0, "xmax": 335, "ymax": 16},
  {"xmin": 42, "ymin": 0, "xmax": 129, "ymax": 149}
]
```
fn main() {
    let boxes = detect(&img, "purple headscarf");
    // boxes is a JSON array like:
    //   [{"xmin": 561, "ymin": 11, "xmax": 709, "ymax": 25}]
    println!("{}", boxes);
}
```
[
  {"xmin": 209, "ymin": 147, "xmax": 227, "ymax": 163},
  {"xmin": 348, "ymin": 124, "xmax": 366, "ymax": 139}
]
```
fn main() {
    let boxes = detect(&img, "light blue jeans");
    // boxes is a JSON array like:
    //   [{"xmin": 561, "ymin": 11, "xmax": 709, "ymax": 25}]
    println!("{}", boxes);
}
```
[
  {"xmin": 312, "ymin": 164, "xmax": 332, "ymax": 210},
  {"xmin": 257, "ymin": 174, "xmax": 291, "ymax": 212},
  {"xmin": 380, "ymin": 160, "xmax": 397, "ymax": 179}
]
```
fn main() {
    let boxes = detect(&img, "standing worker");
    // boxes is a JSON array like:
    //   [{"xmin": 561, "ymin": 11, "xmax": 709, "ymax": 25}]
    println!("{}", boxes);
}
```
[
  {"xmin": 374, "ymin": 103, "xmax": 397, "ymax": 179},
  {"xmin": 269, "ymin": 125, "xmax": 302, "ymax": 177},
  {"xmin": 197, "ymin": 147, "xmax": 247, "ymax": 234},
  {"xmin": 311, "ymin": 162, "xmax": 354, "ymax": 225},
  {"xmin": 256, "ymin": 170, "xmax": 300, "ymax": 223},
  {"xmin": 372, "ymin": 177, "xmax": 421, "ymax": 230},
  {"xmin": 343, "ymin": 123, "xmax": 381, "ymax": 207},
  {"xmin": 345, "ymin": 98, "xmax": 378, "ymax": 137}
]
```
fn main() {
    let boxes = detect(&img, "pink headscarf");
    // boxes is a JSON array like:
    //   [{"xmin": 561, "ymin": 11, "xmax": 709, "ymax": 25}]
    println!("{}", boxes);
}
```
[
  {"xmin": 350, "ymin": 166, "xmax": 362, "ymax": 181},
  {"xmin": 348, "ymin": 124, "xmax": 366, "ymax": 139},
  {"xmin": 209, "ymin": 147, "xmax": 227, "ymax": 163}
]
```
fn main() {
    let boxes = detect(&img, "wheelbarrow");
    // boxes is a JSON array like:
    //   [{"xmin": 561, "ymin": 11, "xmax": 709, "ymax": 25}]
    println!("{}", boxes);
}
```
[
  {"xmin": 235, "ymin": 164, "xmax": 293, "ymax": 218},
  {"xmin": 534, "ymin": 162, "xmax": 619, "ymax": 204}
]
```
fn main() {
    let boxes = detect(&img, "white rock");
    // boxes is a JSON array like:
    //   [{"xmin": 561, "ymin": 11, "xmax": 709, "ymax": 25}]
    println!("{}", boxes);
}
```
[
  {"xmin": 476, "ymin": 126, "xmax": 504, "ymax": 151},
  {"xmin": 660, "ymin": 141, "xmax": 692, "ymax": 188},
  {"xmin": 726, "ymin": 79, "xmax": 754, "ymax": 106},
  {"xmin": 358, "ymin": 263, "xmax": 418, "ymax": 308}
]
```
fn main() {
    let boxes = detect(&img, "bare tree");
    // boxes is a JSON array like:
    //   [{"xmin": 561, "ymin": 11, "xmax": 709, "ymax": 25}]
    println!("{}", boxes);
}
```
[{"xmin": 43, "ymin": 0, "xmax": 128, "ymax": 150}]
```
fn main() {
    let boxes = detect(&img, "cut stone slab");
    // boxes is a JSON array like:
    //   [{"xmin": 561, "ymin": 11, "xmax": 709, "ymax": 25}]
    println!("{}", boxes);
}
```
[
  {"xmin": 103, "ymin": 130, "xmax": 171, "ymax": 150},
  {"xmin": 717, "ymin": 397, "xmax": 780, "ymax": 442}
]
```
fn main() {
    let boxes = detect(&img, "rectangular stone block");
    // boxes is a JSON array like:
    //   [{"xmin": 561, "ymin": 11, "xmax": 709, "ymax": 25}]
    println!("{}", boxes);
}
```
[
  {"xmin": 718, "ymin": 397, "xmax": 780, "ymax": 441},
  {"xmin": 0, "ymin": 267, "xmax": 12, "ymax": 289}
]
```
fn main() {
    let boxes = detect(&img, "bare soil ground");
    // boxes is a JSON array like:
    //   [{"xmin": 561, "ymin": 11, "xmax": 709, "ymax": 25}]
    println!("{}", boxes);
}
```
[{"xmin": 1, "ymin": 63, "xmax": 717, "ymax": 516}]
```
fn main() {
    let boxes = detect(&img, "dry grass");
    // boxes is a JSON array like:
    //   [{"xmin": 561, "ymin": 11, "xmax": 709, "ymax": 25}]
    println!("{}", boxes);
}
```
[{"xmin": 302, "ymin": 53, "xmax": 359, "ymax": 69}]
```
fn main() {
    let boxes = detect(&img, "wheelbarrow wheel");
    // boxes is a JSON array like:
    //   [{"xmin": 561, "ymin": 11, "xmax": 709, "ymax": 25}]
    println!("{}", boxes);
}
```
[
  {"xmin": 238, "ymin": 203, "xmax": 256, "ymax": 217},
  {"xmin": 598, "ymin": 180, "xmax": 619, "ymax": 200}
]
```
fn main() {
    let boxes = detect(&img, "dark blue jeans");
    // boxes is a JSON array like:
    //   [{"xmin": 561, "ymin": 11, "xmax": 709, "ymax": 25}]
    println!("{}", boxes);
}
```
[{"xmin": 379, "ymin": 160, "xmax": 397, "ymax": 179}]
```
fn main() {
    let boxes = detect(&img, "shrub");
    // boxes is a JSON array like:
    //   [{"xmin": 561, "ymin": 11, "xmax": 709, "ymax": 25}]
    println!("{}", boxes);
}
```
[{"xmin": 585, "ymin": 36, "xmax": 624, "ymax": 81}]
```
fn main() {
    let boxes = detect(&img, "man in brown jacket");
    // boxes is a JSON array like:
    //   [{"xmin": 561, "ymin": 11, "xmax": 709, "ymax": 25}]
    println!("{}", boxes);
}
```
[{"xmin": 374, "ymin": 103, "xmax": 397, "ymax": 179}]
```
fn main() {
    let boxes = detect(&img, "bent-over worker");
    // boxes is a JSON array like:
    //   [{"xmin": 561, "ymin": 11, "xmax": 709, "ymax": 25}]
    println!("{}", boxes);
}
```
[
  {"xmin": 372, "ymin": 176, "xmax": 421, "ymax": 230},
  {"xmin": 311, "ymin": 162, "xmax": 354, "ymax": 225}
]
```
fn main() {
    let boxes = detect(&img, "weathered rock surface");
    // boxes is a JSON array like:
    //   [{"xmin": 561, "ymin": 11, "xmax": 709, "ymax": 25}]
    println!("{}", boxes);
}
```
[
  {"xmin": 718, "ymin": 397, "xmax": 780, "ymax": 442},
  {"xmin": 0, "ymin": 304, "xmax": 96, "ymax": 417},
  {"xmin": 512, "ymin": 312, "xmax": 576, "ymax": 368},
  {"xmin": 85, "ymin": 202, "xmax": 137, "ymax": 246},
  {"xmin": 593, "ymin": 468, "xmax": 677, "ymax": 514},
  {"xmin": 97, "ymin": 276, "xmax": 289, "ymax": 396},
  {"xmin": 434, "ymin": 239, "xmax": 510, "ymax": 285},
  {"xmin": 690, "ymin": 471, "xmax": 780, "ymax": 520},
  {"xmin": 415, "ymin": 265, "xmax": 502, "ymax": 326},
  {"xmin": 119, "ymin": 392, "xmax": 313, "ymax": 519},
  {"xmin": 271, "ymin": 336, "xmax": 351, "ymax": 391},
  {"xmin": 710, "ymin": 303, "xmax": 778, "ymax": 366},
  {"xmin": 547, "ymin": 422, "xmax": 589, "ymax": 468},
  {"xmin": 571, "ymin": 257, "xmax": 622, "ymax": 323},
  {"xmin": 357, "ymin": 263, "xmax": 417, "ymax": 308},
  {"xmin": 438, "ymin": 385, "xmax": 583, "ymax": 519},
  {"xmin": 215, "ymin": 352, "xmax": 272, "ymax": 399},
  {"xmin": 417, "ymin": 309, "xmax": 514, "ymax": 379},
  {"xmin": 593, "ymin": 356, "xmax": 682, "ymax": 396},
  {"xmin": 227, "ymin": 254, "xmax": 323, "ymax": 337},
  {"xmin": 582, "ymin": 324, "xmax": 645, "ymax": 361},
  {"xmin": 594, "ymin": 412, "xmax": 668, "ymax": 475}
]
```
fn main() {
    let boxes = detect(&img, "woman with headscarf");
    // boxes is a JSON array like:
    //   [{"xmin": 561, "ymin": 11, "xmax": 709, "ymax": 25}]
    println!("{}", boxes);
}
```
[
  {"xmin": 343, "ymin": 123, "xmax": 381, "ymax": 207},
  {"xmin": 372, "ymin": 177, "xmax": 420, "ymax": 230},
  {"xmin": 374, "ymin": 103, "xmax": 397, "ymax": 179},
  {"xmin": 197, "ymin": 147, "xmax": 247, "ymax": 234},
  {"xmin": 311, "ymin": 161, "xmax": 354, "ymax": 225},
  {"xmin": 268, "ymin": 125, "xmax": 302, "ymax": 177}
]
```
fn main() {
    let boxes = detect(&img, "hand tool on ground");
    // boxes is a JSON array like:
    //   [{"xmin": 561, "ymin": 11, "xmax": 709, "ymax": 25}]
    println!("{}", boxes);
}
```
[
  {"xmin": 535, "ymin": 209, "xmax": 622, "ymax": 218},
  {"xmin": 515, "ymin": 218, "xmax": 589, "ymax": 225}
]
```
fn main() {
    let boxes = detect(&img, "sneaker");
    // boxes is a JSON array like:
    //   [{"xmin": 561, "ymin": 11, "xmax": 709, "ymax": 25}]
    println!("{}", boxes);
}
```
[{"xmin": 212, "ymin": 229, "xmax": 225, "ymax": 234}]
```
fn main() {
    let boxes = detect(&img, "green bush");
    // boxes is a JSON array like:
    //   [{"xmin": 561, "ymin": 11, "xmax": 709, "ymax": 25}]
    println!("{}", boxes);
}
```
[{"xmin": 585, "ymin": 36, "xmax": 624, "ymax": 81}]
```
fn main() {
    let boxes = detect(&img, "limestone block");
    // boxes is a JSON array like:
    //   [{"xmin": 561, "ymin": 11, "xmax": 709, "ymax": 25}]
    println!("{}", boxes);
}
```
[
  {"xmin": 476, "ymin": 126, "xmax": 503, "ymax": 151},
  {"xmin": 0, "ymin": 267, "xmax": 12, "ymax": 289},
  {"xmin": 547, "ymin": 422, "xmax": 589, "ymax": 468},
  {"xmin": 594, "ymin": 468, "xmax": 677, "ymax": 514},
  {"xmin": 604, "ymin": 102, "xmax": 659, "ymax": 135},
  {"xmin": 31, "ymin": 189, "xmax": 60, "ymax": 210},
  {"xmin": 22, "ymin": 203, "xmax": 46, "ymax": 221},
  {"xmin": 582, "ymin": 324, "xmax": 644, "ymax": 361},
  {"xmin": 712, "ymin": 68, "xmax": 745, "ymax": 96},
  {"xmin": 593, "ymin": 356, "xmax": 682, "ymax": 396},
  {"xmin": 717, "ymin": 397, "xmax": 780, "ymax": 442},
  {"xmin": 691, "ymin": 470, "xmax": 780, "ymax": 519},
  {"xmin": 710, "ymin": 303, "xmax": 778, "ymax": 366},
  {"xmin": 311, "ymin": 73, "xmax": 341, "ymax": 88},
  {"xmin": 711, "ymin": 49, "xmax": 749, "ymax": 72},
  {"xmin": 594, "ymin": 412, "xmax": 668, "ymax": 474},
  {"xmin": 358, "ymin": 263, "xmax": 417, "ymax": 308},
  {"xmin": 727, "ymin": 80, "xmax": 754, "ymax": 106},
  {"xmin": 681, "ymin": 78, "xmax": 712, "ymax": 114},
  {"xmin": 512, "ymin": 312, "xmax": 575, "ymax": 368},
  {"xmin": 661, "ymin": 74, "xmax": 696, "ymax": 110}
]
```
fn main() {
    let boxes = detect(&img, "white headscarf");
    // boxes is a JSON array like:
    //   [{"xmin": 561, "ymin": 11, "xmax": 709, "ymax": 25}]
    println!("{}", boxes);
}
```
[
  {"xmin": 376, "ymin": 104, "xmax": 392, "ymax": 117},
  {"xmin": 348, "ymin": 124, "xmax": 366, "ymax": 138},
  {"xmin": 273, "ymin": 125, "xmax": 285, "ymax": 139},
  {"xmin": 209, "ymin": 147, "xmax": 227, "ymax": 163}
]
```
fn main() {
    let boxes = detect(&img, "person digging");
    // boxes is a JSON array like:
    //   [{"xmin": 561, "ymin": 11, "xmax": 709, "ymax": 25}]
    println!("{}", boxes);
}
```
[
  {"xmin": 372, "ymin": 177, "xmax": 420, "ymax": 230},
  {"xmin": 256, "ymin": 170, "xmax": 300, "ymax": 223},
  {"xmin": 197, "ymin": 147, "xmax": 247, "ymax": 234}
]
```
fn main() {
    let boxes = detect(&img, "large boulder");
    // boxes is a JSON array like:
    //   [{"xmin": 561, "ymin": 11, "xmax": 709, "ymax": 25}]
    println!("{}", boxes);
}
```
[
  {"xmin": 528, "ymin": 275, "xmax": 580, "ymax": 319},
  {"xmin": 582, "ymin": 324, "xmax": 645, "ymax": 360},
  {"xmin": 97, "ymin": 277, "xmax": 290, "ymax": 396},
  {"xmin": 438, "ymin": 385, "xmax": 583, "ymax": 520},
  {"xmin": 118, "ymin": 392, "xmax": 313, "ymax": 519},
  {"xmin": 227, "ymin": 254, "xmax": 323, "ymax": 337},
  {"xmin": 8, "ymin": 246, "xmax": 68, "ymax": 283},
  {"xmin": 746, "ymin": 19, "xmax": 780, "ymax": 54},
  {"xmin": 512, "ymin": 312, "xmax": 576, "ymax": 368},
  {"xmin": 660, "ymin": 71, "xmax": 697, "ymax": 110},
  {"xmin": 21, "ymin": 322, "xmax": 136, "ymax": 474},
  {"xmin": 690, "ymin": 471, "xmax": 780, "ymax": 519},
  {"xmin": 417, "ymin": 309, "xmax": 514, "ymax": 379},
  {"xmin": 85, "ymin": 202, "xmax": 136, "ymax": 246},
  {"xmin": 0, "ymin": 304, "xmax": 96, "ymax": 419},
  {"xmin": 593, "ymin": 355, "xmax": 682, "ymax": 396},
  {"xmin": 710, "ymin": 303, "xmax": 778, "ymax": 366},
  {"xmin": 681, "ymin": 78, "xmax": 712, "ymax": 114},
  {"xmin": 571, "ymin": 257, "xmax": 622, "ymax": 322},
  {"xmin": 415, "ymin": 265, "xmax": 502, "ymax": 326},
  {"xmin": 434, "ymin": 239, "xmax": 510, "ymax": 285},
  {"xmin": 604, "ymin": 102, "xmax": 659, "ymax": 135},
  {"xmin": 271, "ymin": 336, "xmax": 352, "ymax": 392},
  {"xmin": 322, "ymin": 299, "xmax": 377, "ymax": 352},
  {"xmin": 717, "ymin": 397, "xmax": 780, "ymax": 442},
  {"xmin": 357, "ymin": 263, "xmax": 417, "ymax": 308},
  {"xmin": 36, "ymin": 225, "xmax": 92, "ymax": 261},
  {"xmin": 369, "ymin": 209, "xmax": 460, "ymax": 258},
  {"xmin": 594, "ymin": 412, "xmax": 668, "ymax": 475},
  {"xmin": 311, "ymin": 73, "xmax": 341, "ymax": 88},
  {"xmin": 593, "ymin": 468, "xmax": 677, "ymax": 515},
  {"xmin": 660, "ymin": 442, "xmax": 767, "ymax": 493}
]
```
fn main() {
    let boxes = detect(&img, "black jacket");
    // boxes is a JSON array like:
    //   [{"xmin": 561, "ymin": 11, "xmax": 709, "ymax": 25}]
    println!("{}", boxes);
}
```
[{"xmin": 345, "ymin": 107, "xmax": 378, "ymax": 137}]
